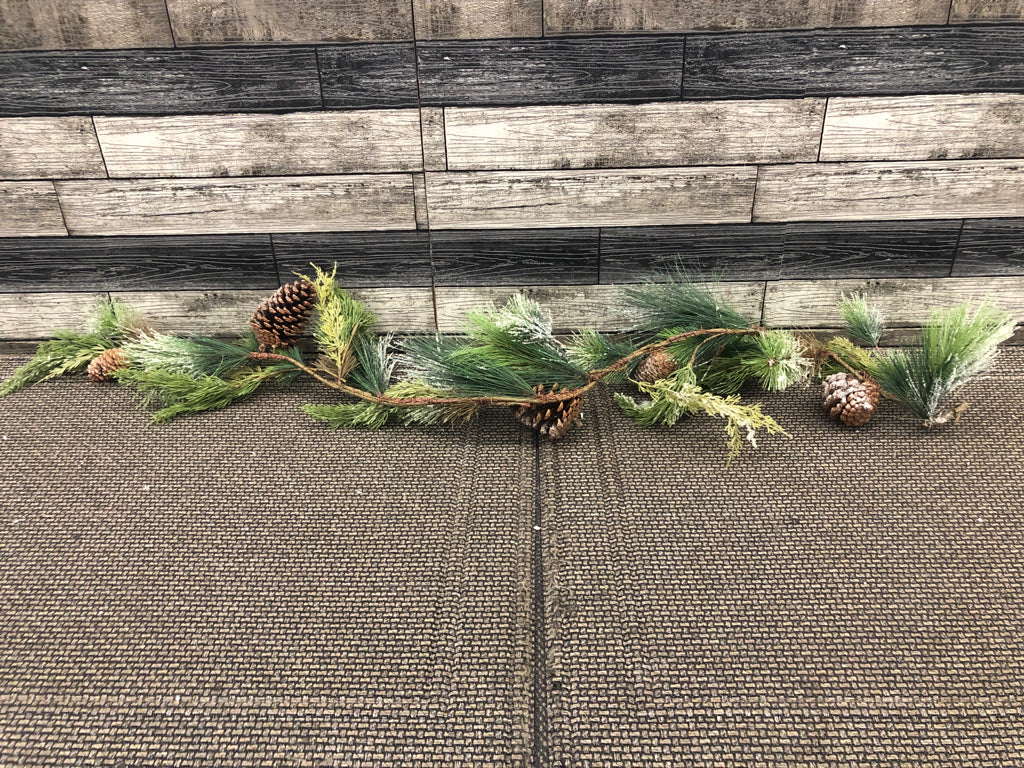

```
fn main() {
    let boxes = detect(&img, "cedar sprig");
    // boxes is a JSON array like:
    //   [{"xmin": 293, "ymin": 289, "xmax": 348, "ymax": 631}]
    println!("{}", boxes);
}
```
[
  {"xmin": 115, "ymin": 367, "xmax": 282, "ymax": 423},
  {"xmin": 302, "ymin": 264, "xmax": 378, "ymax": 383}
]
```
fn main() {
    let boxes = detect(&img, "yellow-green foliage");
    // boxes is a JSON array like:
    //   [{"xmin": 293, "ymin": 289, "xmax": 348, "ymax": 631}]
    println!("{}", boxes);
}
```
[{"xmin": 302, "ymin": 264, "xmax": 377, "ymax": 382}]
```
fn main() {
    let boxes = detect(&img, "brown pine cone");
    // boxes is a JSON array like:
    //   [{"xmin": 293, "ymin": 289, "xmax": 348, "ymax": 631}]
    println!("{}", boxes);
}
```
[
  {"xmin": 822, "ymin": 372, "xmax": 880, "ymax": 427},
  {"xmin": 512, "ymin": 384, "xmax": 584, "ymax": 440},
  {"xmin": 87, "ymin": 348, "xmax": 128, "ymax": 382},
  {"xmin": 249, "ymin": 279, "xmax": 317, "ymax": 350},
  {"xmin": 635, "ymin": 349, "xmax": 678, "ymax": 383}
]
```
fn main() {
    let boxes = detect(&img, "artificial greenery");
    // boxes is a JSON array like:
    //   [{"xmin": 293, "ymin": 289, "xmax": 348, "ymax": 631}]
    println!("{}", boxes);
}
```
[{"xmin": 840, "ymin": 293, "xmax": 886, "ymax": 347}]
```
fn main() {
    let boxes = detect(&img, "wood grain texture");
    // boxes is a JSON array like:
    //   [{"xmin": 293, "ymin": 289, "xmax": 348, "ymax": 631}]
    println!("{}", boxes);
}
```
[
  {"xmin": 436, "ymin": 282, "xmax": 764, "ymax": 331},
  {"xmin": 0, "ymin": 0, "xmax": 173, "ymax": 50},
  {"xmin": 0, "ymin": 117, "xmax": 106, "ymax": 180},
  {"xmin": 820, "ymin": 93, "xmax": 1024, "ymax": 162},
  {"xmin": 55, "ymin": 176, "xmax": 417, "ymax": 236},
  {"xmin": 0, "ymin": 292, "xmax": 107, "ymax": 340},
  {"xmin": 413, "ymin": 173, "xmax": 429, "ymax": 230},
  {"xmin": 763, "ymin": 277, "xmax": 1024, "ymax": 327},
  {"xmin": 953, "ymin": 218, "xmax": 1024, "ymax": 276},
  {"xmin": 684, "ymin": 26, "xmax": 1024, "ymax": 100},
  {"xmin": 165, "ymin": 0, "xmax": 413, "ymax": 44},
  {"xmin": 420, "ymin": 107, "xmax": 447, "ymax": 172},
  {"xmin": 0, "ymin": 181, "xmax": 66, "ymax": 236},
  {"xmin": 426, "ymin": 168, "xmax": 758, "ymax": 229},
  {"xmin": 416, "ymin": 37, "xmax": 686, "ymax": 106},
  {"xmin": 413, "ymin": 0, "xmax": 542, "ymax": 38},
  {"xmin": 950, "ymin": 0, "xmax": 1024, "ymax": 22},
  {"xmin": 431, "ymin": 228, "xmax": 599, "ymax": 286},
  {"xmin": 0, "ymin": 235, "xmax": 277, "ymax": 291},
  {"xmin": 108, "ymin": 288, "xmax": 436, "ymax": 334},
  {"xmin": 754, "ymin": 161, "xmax": 1024, "ymax": 223},
  {"xmin": 544, "ymin": 0, "xmax": 949, "ymax": 34},
  {"xmin": 0, "ymin": 48, "xmax": 321, "ymax": 117},
  {"xmin": 444, "ymin": 99, "xmax": 825, "ymax": 170},
  {"xmin": 94, "ymin": 111, "xmax": 423, "ymax": 178},
  {"xmin": 317, "ymin": 44, "xmax": 418, "ymax": 109},
  {"xmin": 273, "ymin": 231, "xmax": 433, "ymax": 287}
]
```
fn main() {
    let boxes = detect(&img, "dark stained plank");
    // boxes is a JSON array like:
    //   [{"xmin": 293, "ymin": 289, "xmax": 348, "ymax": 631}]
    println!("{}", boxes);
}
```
[
  {"xmin": 431, "ymin": 228, "xmax": 599, "ymax": 286},
  {"xmin": 0, "ymin": 0, "xmax": 174, "ymax": 51},
  {"xmin": 165, "ymin": 0, "xmax": 413, "ymax": 44},
  {"xmin": 273, "ymin": 231, "xmax": 432, "ymax": 287},
  {"xmin": 0, "ymin": 48, "xmax": 321, "ymax": 117},
  {"xmin": 950, "ymin": 0, "xmax": 1024, "ymax": 22},
  {"xmin": 413, "ymin": 0, "xmax": 542, "ymax": 38},
  {"xmin": 317, "ymin": 43, "xmax": 418, "ymax": 109},
  {"xmin": 599, "ymin": 224, "xmax": 785, "ymax": 282},
  {"xmin": 417, "ymin": 36, "xmax": 686, "ymax": 106},
  {"xmin": 781, "ymin": 220, "xmax": 961, "ymax": 279},
  {"xmin": 684, "ymin": 25, "xmax": 1024, "ymax": 100},
  {"xmin": 953, "ymin": 218, "xmax": 1024, "ymax": 276},
  {"xmin": 0, "ymin": 235, "xmax": 277, "ymax": 292}
]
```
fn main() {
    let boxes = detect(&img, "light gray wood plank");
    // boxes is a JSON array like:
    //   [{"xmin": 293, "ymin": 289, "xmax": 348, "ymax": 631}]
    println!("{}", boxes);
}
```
[
  {"xmin": 445, "ymin": 99, "xmax": 825, "ymax": 170},
  {"xmin": 0, "ymin": 0, "xmax": 173, "ymax": 50},
  {"xmin": 820, "ymin": 94, "xmax": 1024, "ymax": 162},
  {"xmin": 543, "ymin": 0, "xmax": 949, "ymax": 34},
  {"xmin": 54, "ymin": 176, "xmax": 416, "ymax": 236},
  {"xmin": 420, "ymin": 107, "xmax": 447, "ymax": 171},
  {"xmin": 436, "ymin": 282, "xmax": 765, "ymax": 332},
  {"xmin": 164, "ymin": 0, "xmax": 413, "ymax": 43},
  {"xmin": 94, "ymin": 111, "xmax": 423, "ymax": 178},
  {"xmin": 108, "ymin": 288, "xmax": 436, "ymax": 335},
  {"xmin": 950, "ymin": 0, "xmax": 1024, "ymax": 22},
  {"xmin": 0, "ymin": 181, "xmax": 67, "ymax": 236},
  {"xmin": 0, "ymin": 292, "xmax": 106, "ymax": 340},
  {"xmin": 413, "ymin": 0, "xmax": 542, "ymax": 39},
  {"xmin": 754, "ymin": 160, "xmax": 1024, "ymax": 223},
  {"xmin": 763, "ymin": 277, "xmax": 1024, "ymax": 328},
  {"xmin": 426, "ymin": 168, "xmax": 758, "ymax": 229},
  {"xmin": 0, "ymin": 117, "xmax": 106, "ymax": 180}
]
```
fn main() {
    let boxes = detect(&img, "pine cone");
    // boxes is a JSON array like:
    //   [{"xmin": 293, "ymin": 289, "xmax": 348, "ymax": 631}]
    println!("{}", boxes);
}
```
[
  {"xmin": 512, "ymin": 384, "xmax": 584, "ymax": 440},
  {"xmin": 822, "ymin": 372, "xmax": 880, "ymax": 427},
  {"xmin": 635, "ymin": 349, "xmax": 677, "ymax": 383},
  {"xmin": 87, "ymin": 348, "xmax": 128, "ymax": 382},
  {"xmin": 250, "ymin": 279, "xmax": 317, "ymax": 351}
]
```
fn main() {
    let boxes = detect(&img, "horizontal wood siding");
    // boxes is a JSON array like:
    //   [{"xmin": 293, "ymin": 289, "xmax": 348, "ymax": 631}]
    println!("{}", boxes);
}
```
[
  {"xmin": 444, "ymin": 99, "xmax": 825, "ymax": 170},
  {"xmin": 430, "ymin": 229, "xmax": 600, "ymax": 285},
  {"xmin": 820, "ymin": 93, "xmax": 1024, "ymax": 162},
  {"xmin": 0, "ymin": 0, "xmax": 174, "ymax": 50},
  {"xmin": 413, "ymin": 0, "xmax": 543, "ymax": 39},
  {"xmin": 952, "ymin": 219, "xmax": 1024, "ymax": 276},
  {"xmin": 950, "ymin": 0, "xmax": 1024, "ymax": 22},
  {"xmin": 55, "ymin": 176, "xmax": 417, "ymax": 236},
  {"xmin": 0, "ymin": 117, "xmax": 106, "ymax": 180},
  {"xmin": 754, "ymin": 160, "xmax": 1024, "ymax": 222},
  {"xmin": 94, "ymin": 111, "xmax": 424, "ymax": 178},
  {"xmin": 0, "ymin": 292, "xmax": 107, "ymax": 339},
  {"xmin": 0, "ymin": 181, "xmax": 67, "ymax": 236},
  {"xmin": 426, "ymin": 168, "xmax": 758, "ymax": 229},
  {"xmin": 317, "ymin": 44, "xmax": 419, "ymax": 109},
  {"xmin": 273, "ymin": 231, "xmax": 433, "ymax": 287}
]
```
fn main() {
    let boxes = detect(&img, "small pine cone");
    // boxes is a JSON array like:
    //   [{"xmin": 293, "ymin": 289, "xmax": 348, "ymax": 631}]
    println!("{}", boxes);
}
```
[
  {"xmin": 635, "ymin": 349, "xmax": 677, "ymax": 383},
  {"xmin": 822, "ymin": 372, "xmax": 880, "ymax": 427},
  {"xmin": 87, "ymin": 348, "xmax": 128, "ymax": 382},
  {"xmin": 512, "ymin": 384, "xmax": 584, "ymax": 440},
  {"xmin": 249, "ymin": 279, "xmax": 317, "ymax": 351}
]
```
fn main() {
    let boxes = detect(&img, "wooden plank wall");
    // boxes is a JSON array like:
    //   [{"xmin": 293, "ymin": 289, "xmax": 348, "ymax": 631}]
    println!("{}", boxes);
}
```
[{"xmin": 2, "ymin": 1, "xmax": 1024, "ymax": 339}]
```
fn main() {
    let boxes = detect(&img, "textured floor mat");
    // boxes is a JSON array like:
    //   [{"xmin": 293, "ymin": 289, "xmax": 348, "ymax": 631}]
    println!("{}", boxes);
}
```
[
  {"xmin": 539, "ymin": 349, "xmax": 1024, "ymax": 766},
  {"xmin": 0, "ymin": 361, "xmax": 535, "ymax": 767}
]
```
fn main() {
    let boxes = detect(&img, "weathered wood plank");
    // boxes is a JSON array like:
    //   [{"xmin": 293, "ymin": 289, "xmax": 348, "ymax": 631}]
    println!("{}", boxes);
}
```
[
  {"xmin": 436, "ymin": 282, "xmax": 766, "ymax": 332},
  {"xmin": 273, "ymin": 231, "xmax": 433, "ymax": 287},
  {"xmin": 953, "ymin": 218, "xmax": 1024, "ymax": 276},
  {"xmin": 0, "ymin": 292, "xmax": 107, "ymax": 340},
  {"xmin": 431, "ymin": 229, "xmax": 599, "ymax": 286},
  {"xmin": 0, "ymin": 117, "xmax": 106, "ymax": 180},
  {"xmin": 544, "ymin": 0, "xmax": 949, "ymax": 34},
  {"xmin": 165, "ymin": 0, "xmax": 413, "ymax": 44},
  {"xmin": 0, "ymin": 235, "xmax": 277, "ymax": 291},
  {"xmin": 417, "ymin": 37, "xmax": 686, "ymax": 106},
  {"xmin": 763, "ymin": 277, "xmax": 1024, "ymax": 327},
  {"xmin": 684, "ymin": 26, "xmax": 1024, "ymax": 100},
  {"xmin": 0, "ymin": 48, "xmax": 321, "ymax": 117},
  {"xmin": 55, "ymin": 176, "xmax": 417, "ymax": 236},
  {"xmin": 317, "ymin": 44, "xmax": 418, "ymax": 109},
  {"xmin": 413, "ymin": 0, "xmax": 542, "ymax": 38},
  {"xmin": 445, "ymin": 99, "xmax": 824, "ymax": 170},
  {"xmin": 820, "ymin": 93, "xmax": 1024, "ymax": 162},
  {"xmin": 108, "ymin": 288, "xmax": 436, "ymax": 334},
  {"xmin": 0, "ymin": 0, "xmax": 173, "ymax": 50},
  {"xmin": 426, "ymin": 168, "xmax": 757, "ymax": 229},
  {"xmin": 950, "ymin": 0, "xmax": 1024, "ymax": 22},
  {"xmin": 754, "ymin": 161, "xmax": 1024, "ymax": 223},
  {"xmin": 0, "ymin": 181, "xmax": 66, "ymax": 236},
  {"xmin": 413, "ymin": 173, "xmax": 429, "ymax": 230},
  {"xmin": 420, "ymin": 107, "xmax": 447, "ymax": 171},
  {"xmin": 94, "ymin": 111, "xmax": 423, "ymax": 178}
]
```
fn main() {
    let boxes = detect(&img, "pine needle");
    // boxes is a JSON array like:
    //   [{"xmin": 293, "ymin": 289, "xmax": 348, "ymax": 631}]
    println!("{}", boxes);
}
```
[
  {"xmin": 839, "ymin": 293, "xmax": 886, "ymax": 347},
  {"xmin": 303, "ymin": 401, "xmax": 393, "ymax": 430},
  {"xmin": 348, "ymin": 333, "xmax": 395, "ymax": 395},
  {"xmin": 565, "ymin": 329, "xmax": 638, "ymax": 382},
  {"xmin": 115, "ymin": 367, "xmax": 279, "ymax": 423},
  {"xmin": 0, "ymin": 332, "xmax": 111, "ymax": 396},
  {"xmin": 621, "ymin": 272, "xmax": 751, "ymax": 341},
  {"xmin": 122, "ymin": 334, "xmax": 255, "ymax": 378},
  {"xmin": 738, "ymin": 330, "xmax": 813, "ymax": 392}
]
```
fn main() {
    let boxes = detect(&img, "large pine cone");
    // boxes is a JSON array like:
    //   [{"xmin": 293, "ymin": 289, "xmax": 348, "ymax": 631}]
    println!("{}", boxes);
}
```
[
  {"xmin": 250, "ymin": 279, "xmax": 317, "ymax": 351},
  {"xmin": 822, "ymin": 372, "xmax": 880, "ymax": 427},
  {"xmin": 635, "ymin": 349, "xmax": 678, "ymax": 383},
  {"xmin": 87, "ymin": 348, "xmax": 128, "ymax": 382},
  {"xmin": 512, "ymin": 384, "xmax": 584, "ymax": 440}
]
